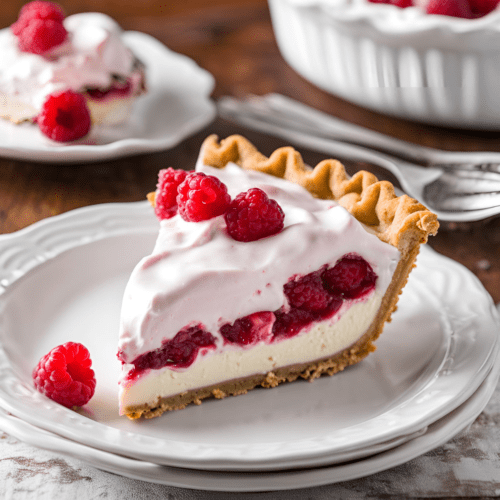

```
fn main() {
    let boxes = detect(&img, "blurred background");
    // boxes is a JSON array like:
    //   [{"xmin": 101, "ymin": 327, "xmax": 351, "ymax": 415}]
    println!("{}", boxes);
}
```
[{"xmin": 0, "ymin": 0, "xmax": 267, "ymax": 26}]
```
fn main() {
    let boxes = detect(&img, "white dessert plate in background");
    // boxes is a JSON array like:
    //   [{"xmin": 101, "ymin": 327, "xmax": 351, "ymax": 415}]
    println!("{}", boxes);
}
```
[
  {"xmin": 0, "ymin": 31, "xmax": 215, "ymax": 162},
  {"xmin": 0, "ymin": 360, "xmax": 497, "ymax": 492},
  {"xmin": 0, "ymin": 202, "xmax": 498, "ymax": 471}
]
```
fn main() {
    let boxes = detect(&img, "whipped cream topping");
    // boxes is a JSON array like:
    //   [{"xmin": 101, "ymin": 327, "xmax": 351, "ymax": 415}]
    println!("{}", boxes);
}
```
[
  {"xmin": 0, "ymin": 13, "xmax": 137, "ymax": 112},
  {"xmin": 118, "ymin": 162, "xmax": 401, "ymax": 372}
]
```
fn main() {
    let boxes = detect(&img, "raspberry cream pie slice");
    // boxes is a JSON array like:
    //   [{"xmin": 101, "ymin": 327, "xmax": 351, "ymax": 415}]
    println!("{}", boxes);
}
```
[
  {"xmin": 0, "ymin": 2, "xmax": 146, "ymax": 127},
  {"xmin": 118, "ymin": 135, "xmax": 438, "ymax": 419}
]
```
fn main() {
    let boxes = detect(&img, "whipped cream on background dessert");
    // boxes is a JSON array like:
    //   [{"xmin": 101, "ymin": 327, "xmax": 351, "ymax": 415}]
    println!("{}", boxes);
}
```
[
  {"xmin": 118, "ymin": 162, "xmax": 400, "ymax": 413},
  {"xmin": 0, "ymin": 12, "xmax": 145, "ymax": 124}
]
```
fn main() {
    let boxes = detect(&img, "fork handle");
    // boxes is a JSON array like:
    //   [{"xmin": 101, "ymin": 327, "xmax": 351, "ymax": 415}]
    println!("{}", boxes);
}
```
[
  {"xmin": 218, "ymin": 94, "xmax": 500, "ymax": 167},
  {"xmin": 264, "ymin": 94, "xmax": 434, "ymax": 164}
]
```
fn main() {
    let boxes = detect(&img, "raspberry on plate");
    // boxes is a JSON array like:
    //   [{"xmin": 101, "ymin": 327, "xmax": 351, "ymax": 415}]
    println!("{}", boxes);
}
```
[
  {"xmin": 177, "ymin": 172, "xmax": 231, "ymax": 222},
  {"xmin": 37, "ymin": 90, "xmax": 91, "ymax": 142},
  {"xmin": 32, "ymin": 342, "xmax": 96, "ymax": 408},
  {"xmin": 224, "ymin": 188, "xmax": 285, "ymax": 242},
  {"xmin": 154, "ymin": 168, "xmax": 189, "ymax": 220}
]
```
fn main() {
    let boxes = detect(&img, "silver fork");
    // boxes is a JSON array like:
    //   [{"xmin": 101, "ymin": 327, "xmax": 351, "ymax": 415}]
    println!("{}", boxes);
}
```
[{"xmin": 217, "ymin": 94, "xmax": 500, "ymax": 222}]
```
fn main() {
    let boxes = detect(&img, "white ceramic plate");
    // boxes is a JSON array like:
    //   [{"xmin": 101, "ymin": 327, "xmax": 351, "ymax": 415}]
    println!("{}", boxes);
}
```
[
  {"xmin": 0, "ymin": 31, "xmax": 215, "ymax": 162},
  {"xmin": 0, "ymin": 360, "xmax": 497, "ymax": 492},
  {"xmin": 0, "ymin": 202, "xmax": 498, "ymax": 471}
]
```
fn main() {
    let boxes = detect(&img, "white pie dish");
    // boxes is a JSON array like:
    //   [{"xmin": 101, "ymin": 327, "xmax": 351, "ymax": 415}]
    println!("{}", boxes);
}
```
[
  {"xmin": 0, "ymin": 201, "xmax": 498, "ymax": 471},
  {"xmin": 268, "ymin": 0, "xmax": 500, "ymax": 129}
]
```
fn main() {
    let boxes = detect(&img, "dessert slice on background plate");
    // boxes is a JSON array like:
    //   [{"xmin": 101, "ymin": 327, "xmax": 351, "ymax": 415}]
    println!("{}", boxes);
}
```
[
  {"xmin": 118, "ymin": 134, "xmax": 438, "ymax": 420},
  {"xmin": 0, "ymin": 1, "xmax": 146, "ymax": 141}
]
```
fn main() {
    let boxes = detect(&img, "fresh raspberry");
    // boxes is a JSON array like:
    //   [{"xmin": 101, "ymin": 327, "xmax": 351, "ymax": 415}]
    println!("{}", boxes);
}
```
[
  {"xmin": 468, "ymin": 0, "xmax": 499, "ymax": 16},
  {"xmin": 284, "ymin": 270, "xmax": 331, "ymax": 312},
  {"xmin": 425, "ymin": 0, "xmax": 473, "ymax": 17},
  {"xmin": 11, "ymin": 1, "xmax": 65, "ymax": 37},
  {"xmin": 177, "ymin": 172, "xmax": 231, "ymax": 222},
  {"xmin": 220, "ymin": 311, "xmax": 275, "ymax": 346},
  {"xmin": 224, "ymin": 188, "xmax": 285, "ymax": 242},
  {"xmin": 32, "ymin": 342, "xmax": 96, "ymax": 408},
  {"xmin": 154, "ymin": 168, "xmax": 189, "ymax": 220},
  {"xmin": 322, "ymin": 254, "xmax": 377, "ymax": 299},
  {"xmin": 17, "ymin": 18, "xmax": 68, "ymax": 54},
  {"xmin": 38, "ymin": 90, "xmax": 91, "ymax": 142}
]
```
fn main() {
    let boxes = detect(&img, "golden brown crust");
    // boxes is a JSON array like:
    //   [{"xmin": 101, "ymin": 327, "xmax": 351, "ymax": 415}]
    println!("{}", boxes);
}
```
[
  {"xmin": 200, "ymin": 134, "xmax": 438, "ymax": 257},
  {"xmin": 130, "ymin": 134, "xmax": 438, "ymax": 420}
]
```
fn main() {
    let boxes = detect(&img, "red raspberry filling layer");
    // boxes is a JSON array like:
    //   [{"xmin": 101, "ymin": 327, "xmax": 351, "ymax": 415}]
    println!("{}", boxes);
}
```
[
  {"xmin": 220, "ymin": 311, "xmax": 275, "ymax": 346},
  {"xmin": 126, "ymin": 325, "xmax": 216, "ymax": 380},
  {"xmin": 85, "ymin": 81, "xmax": 133, "ymax": 100},
  {"xmin": 322, "ymin": 254, "xmax": 377, "ymax": 299},
  {"xmin": 123, "ymin": 254, "xmax": 377, "ymax": 377}
]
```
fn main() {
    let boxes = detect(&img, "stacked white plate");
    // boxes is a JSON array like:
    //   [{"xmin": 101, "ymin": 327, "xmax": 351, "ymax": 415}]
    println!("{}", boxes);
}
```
[{"xmin": 0, "ymin": 202, "xmax": 499, "ymax": 492}]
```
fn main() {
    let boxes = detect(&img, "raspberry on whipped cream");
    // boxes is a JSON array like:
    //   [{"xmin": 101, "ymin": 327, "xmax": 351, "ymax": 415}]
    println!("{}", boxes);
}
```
[{"xmin": 0, "ymin": 3, "xmax": 146, "ymax": 128}]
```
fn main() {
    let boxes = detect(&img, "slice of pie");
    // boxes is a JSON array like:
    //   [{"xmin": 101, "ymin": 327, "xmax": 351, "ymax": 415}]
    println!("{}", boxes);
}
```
[
  {"xmin": 0, "ymin": 11, "xmax": 146, "ymax": 126},
  {"xmin": 118, "ymin": 134, "xmax": 438, "ymax": 419}
]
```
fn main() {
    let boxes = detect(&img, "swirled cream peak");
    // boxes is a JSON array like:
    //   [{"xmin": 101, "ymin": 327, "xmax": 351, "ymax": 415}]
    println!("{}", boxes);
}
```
[
  {"xmin": 118, "ymin": 162, "xmax": 400, "ymax": 364},
  {"xmin": 0, "ymin": 13, "xmax": 135, "ymax": 111}
]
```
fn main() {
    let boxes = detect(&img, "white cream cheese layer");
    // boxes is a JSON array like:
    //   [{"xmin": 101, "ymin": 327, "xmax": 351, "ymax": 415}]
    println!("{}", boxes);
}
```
[{"xmin": 0, "ymin": 13, "xmax": 137, "ymax": 114}]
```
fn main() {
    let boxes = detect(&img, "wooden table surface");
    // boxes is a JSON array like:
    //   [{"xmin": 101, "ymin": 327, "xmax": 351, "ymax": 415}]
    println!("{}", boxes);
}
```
[{"xmin": 1, "ymin": 3, "xmax": 500, "ymax": 498}]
